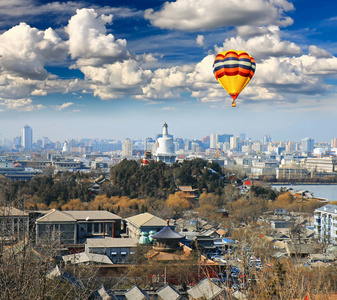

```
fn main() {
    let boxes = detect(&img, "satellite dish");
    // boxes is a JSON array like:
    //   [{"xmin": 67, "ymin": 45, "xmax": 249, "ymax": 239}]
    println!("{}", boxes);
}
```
[{"xmin": 86, "ymin": 217, "xmax": 89, "ymax": 221}]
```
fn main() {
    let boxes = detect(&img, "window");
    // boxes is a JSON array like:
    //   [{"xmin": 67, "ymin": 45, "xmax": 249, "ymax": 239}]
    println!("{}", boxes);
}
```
[{"xmin": 94, "ymin": 223, "xmax": 100, "ymax": 233}]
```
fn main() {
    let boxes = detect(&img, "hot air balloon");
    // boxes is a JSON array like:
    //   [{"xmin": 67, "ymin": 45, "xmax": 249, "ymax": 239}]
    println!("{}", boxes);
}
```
[{"xmin": 213, "ymin": 50, "xmax": 256, "ymax": 107}]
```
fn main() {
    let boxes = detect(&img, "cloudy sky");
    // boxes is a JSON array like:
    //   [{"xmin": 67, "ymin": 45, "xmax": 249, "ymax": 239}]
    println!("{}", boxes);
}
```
[{"xmin": 1, "ymin": 0, "xmax": 337, "ymax": 143}]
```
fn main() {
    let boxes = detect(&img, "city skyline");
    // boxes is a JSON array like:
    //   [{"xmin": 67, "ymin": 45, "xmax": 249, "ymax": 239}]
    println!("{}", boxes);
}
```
[
  {"xmin": 1, "ymin": 1, "xmax": 337, "ymax": 141},
  {"xmin": 2, "ymin": 123, "xmax": 336, "ymax": 148}
]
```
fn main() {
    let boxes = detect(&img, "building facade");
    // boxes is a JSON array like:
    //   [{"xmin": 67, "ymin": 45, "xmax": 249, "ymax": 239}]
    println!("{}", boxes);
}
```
[
  {"xmin": 22, "ymin": 124, "xmax": 33, "ymax": 150},
  {"xmin": 122, "ymin": 138, "xmax": 133, "ymax": 157},
  {"xmin": 36, "ymin": 210, "xmax": 122, "ymax": 245},
  {"xmin": 314, "ymin": 204, "xmax": 337, "ymax": 244},
  {"xmin": 301, "ymin": 137, "xmax": 314, "ymax": 153}
]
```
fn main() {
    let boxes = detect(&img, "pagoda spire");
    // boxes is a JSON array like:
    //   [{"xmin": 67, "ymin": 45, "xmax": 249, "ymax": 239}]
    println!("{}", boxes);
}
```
[{"xmin": 162, "ymin": 122, "xmax": 168, "ymax": 137}]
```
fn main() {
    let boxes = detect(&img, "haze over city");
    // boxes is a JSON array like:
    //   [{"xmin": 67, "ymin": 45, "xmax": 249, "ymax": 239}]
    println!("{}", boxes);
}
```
[{"xmin": 1, "ymin": 0, "xmax": 337, "ymax": 141}]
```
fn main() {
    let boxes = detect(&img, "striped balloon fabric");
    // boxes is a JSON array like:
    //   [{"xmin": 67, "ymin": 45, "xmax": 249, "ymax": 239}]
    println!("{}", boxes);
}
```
[{"xmin": 213, "ymin": 50, "xmax": 256, "ymax": 107}]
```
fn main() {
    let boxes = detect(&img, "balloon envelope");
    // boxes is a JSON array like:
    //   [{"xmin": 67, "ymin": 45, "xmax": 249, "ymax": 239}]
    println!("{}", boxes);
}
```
[{"xmin": 213, "ymin": 50, "xmax": 256, "ymax": 106}]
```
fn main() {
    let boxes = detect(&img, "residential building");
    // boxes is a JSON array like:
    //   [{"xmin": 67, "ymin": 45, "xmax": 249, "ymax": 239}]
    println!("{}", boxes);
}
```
[
  {"xmin": 314, "ymin": 204, "xmax": 337, "ymax": 244},
  {"xmin": 85, "ymin": 237, "xmax": 138, "ymax": 264},
  {"xmin": 22, "ymin": 124, "xmax": 33, "ymax": 150},
  {"xmin": 35, "ymin": 209, "xmax": 122, "ymax": 245},
  {"xmin": 210, "ymin": 134, "xmax": 218, "ymax": 149},
  {"xmin": 301, "ymin": 137, "xmax": 314, "ymax": 153},
  {"xmin": 125, "ymin": 212, "xmax": 168, "ymax": 240},
  {"xmin": 230, "ymin": 136, "xmax": 240, "ymax": 151},
  {"xmin": 303, "ymin": 157, "xmax": 337, "ymax": 173},
  {"xmin": 122, "ymin": 138, "xmax": 133, "ymax": 157},
  {"xmin": 0, "ymin": 207, "xmax": 29, "ymax": 243},
  {"xmin": 276, "ymin": 165, "xmax": 309, "ymax": 180},
  {"xmin": 250, "ymin": 160, "xmax": 279, "ymax": 178},
  {"xmin": 331, "ymin": 138, "xmax": 337, "ymax": 149}
]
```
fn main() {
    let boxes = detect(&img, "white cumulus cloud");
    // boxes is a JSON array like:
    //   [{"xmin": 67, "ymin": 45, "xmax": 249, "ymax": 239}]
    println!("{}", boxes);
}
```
[
  {"xmin": 66, "ymin": 8, "xmax": 130, "ymax": 67},
  {"xmin": 0, "ymin": 23, "xmax": 67, "ymax": 80},
  {"xmin": 196, "ymin": 35, "xmax": 204, "ymax": 47},
  {"xmin": 0, "ymin": 98, "xmax": 44, "ymax": 111},
  {"xmin": 145, "ymin": 0, "xmax": 294, "ymax": 31},
  {"xmin": 215, "ymin": 28, "xmax": 301, "ymax": 61}
]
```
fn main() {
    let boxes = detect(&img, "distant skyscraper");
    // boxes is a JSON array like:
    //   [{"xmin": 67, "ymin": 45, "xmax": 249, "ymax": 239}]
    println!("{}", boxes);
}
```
[
  {"xmin": 331, "ymin": 138, "xmax": 337, "ymax": 148},
  {"xmin": 210, "ymin": 134, "xmax": 218, "ymax": 149},
  {"xmin": 13, "ymin": 136, "xmax": 21, "ymax": 148},
  {"xmin": 218, "ymin": 134, "xmax": 233, "ymax": 144},
  {"xmin": 301, "ymin": 137, "xmax": 314, "ymax": 153},
  {"xmin": 22, "ymin": 125, "xmax": 33, "ymax": 150},
  {"xmin": 230, "ymin": 136, "xmax": 240, "ymax": 150},
  {"xmin": 239, "ymin": 133, "xmax": 246, "ymax": 141},
  {"xmin": 122, "ymin": 138, "xmax": 133, "ymax": 157}
]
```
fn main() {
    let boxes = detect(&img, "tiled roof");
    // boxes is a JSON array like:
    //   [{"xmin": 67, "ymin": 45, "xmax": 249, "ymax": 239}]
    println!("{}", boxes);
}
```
[
  {"xmin": 36, "ymin": 209, "xmax": 76, "ymax": 223},
  {"xmin": 62, "ymin": 252, "xmax": 113, "ymax": 265},
  {"xmin": 151, "ymin": 226, "xmax": 185, "ymax": 240},
  {"xmin": 125, "ymin": 213, "xmax": 167, "ymax": 227},
  {"xmin": 125, "ymin": 285, "xmax": 149, "ymax": 300},
  {"xmin": 157, "ymin": 284, "xmax": 181, "ymax": 300},
  {"xmin": 86, "ymin": 237, "xmax": 138, "ymax": 248},
  {"xmin": 187, "ymin": 278, "xmax": 223, "ymax": 300},
  {"xmin": 65, "ymin": 210, "xmax": 122, "ymax": 220},
  {"xmin": 315, "ymin": 204, "xmax": 337, "ymax": 214},
  {"xmin": 0, "ymin": 207, "xmax": 28, "ymax": 216},
  {"xmin": 36, "ymin": 209, "xmax": 121, "ymax": 223}
]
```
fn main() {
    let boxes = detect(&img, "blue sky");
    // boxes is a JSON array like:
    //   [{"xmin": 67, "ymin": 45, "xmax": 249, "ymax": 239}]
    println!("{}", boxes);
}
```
[{"xmin": 1, "ymin": 0, "xmax": 337, "ymax": 143}]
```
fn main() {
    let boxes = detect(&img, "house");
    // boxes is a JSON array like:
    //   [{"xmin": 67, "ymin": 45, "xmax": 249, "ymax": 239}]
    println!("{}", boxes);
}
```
[
  {"xmin": 242, "ymin": 178, "xmax": 252, "ymax": 187},
  {"xmin": 85, "ymin": 237, "xmax": 138, "ymax": 264},
  {"xmin": 125, "ymin": 212, "xmax": 168, "ymax": 239},
  {"xmin": 62, "ymin": 252, "xmax": 113, "ymax": 265},
  {"xmin": 0, "ymin": 207, "xmax": 29, "ymax": 244},
  {"xmin": 274, "ymin": 208, "xmax": 286, "ymax": 216},
  {"xmin": 157, "ymin": 284, "xmax": 182, "ymax": 300},
  {"xmin": 286, "ymin": 243, "xmax": 314, "ymax": 257},
  {"xmin": 90, "ymin": 285, "xmax": 118, "ymax": 300},
  {"xmin": 314, "ymin": 204, "xmax": 337, "ymax": 244},
  {"xmin": 178, "ymin": 186, "xmax": 198, "ymax": 200},
  {"xmin": 35, "ymin": 209, "xmax": 122, "ymax": 245},
  {"xmin": 187, "ymin": 277, "xmax": 224, "ymax": 300},
  {"xmin": 125, "ymin": 285, "xmax": 149, "ymax": 300}
]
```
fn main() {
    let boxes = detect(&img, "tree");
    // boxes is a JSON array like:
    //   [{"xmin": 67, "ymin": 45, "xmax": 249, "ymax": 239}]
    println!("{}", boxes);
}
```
[{"xmin": 166, "ymin": 191, "xmax": 192, "ymax": 217}]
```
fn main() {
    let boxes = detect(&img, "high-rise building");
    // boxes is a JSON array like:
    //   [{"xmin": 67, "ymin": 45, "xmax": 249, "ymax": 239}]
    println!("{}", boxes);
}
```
[
  {"xmin": 331, "ymin": 138, "xmax": 337, "ymax": 148},
  {"xmin": 301, "ymin": 137, "xmax": 314, "ymax": 153},
  {"xmin": 13, "ymin": 136, "xmax": 22, "ymax": 148},
  {"xmin": 122, "ymin": 138, "xmax": 133, "ymax": 157},
  {"xmin": 230, "ymin": 136, "xmax": 240, "ymax": 150},
  {"xmin": 239, "ymin": 133, "xmax": 246, "ymax": 141},
  {"xmin": 22, "ymin": 125, "xmax": 33, "ymax": 150},
  {"xmin": 218, "ymin": 134, "xmax": 233, "ymax": 144},
  {"xmin": 210, "ymin": 134, "xmax": 218, "ymax": 149}
]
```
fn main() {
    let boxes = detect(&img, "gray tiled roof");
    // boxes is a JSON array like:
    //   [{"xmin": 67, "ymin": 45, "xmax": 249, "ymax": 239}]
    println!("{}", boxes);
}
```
[
  {"xmin": 125, "ymin": 285, "xmax": 149, "ymax": 300},
  {"xmin": 36, "ymin": 209, "xmax": 121, "ymax": 223},
  {"xmin": 65, "ymin": 210, "xmax": 122, "ymax": 220},
  {"xmin": 125, "ymin": 213, "xmax": 167, "ymax": 227},
  {"xmin": 86, "ymin": 237, "xmax": 138, "ymax": 248},
  {"xmin": 151, "ymin": 226, "xmax": 185, "ymax": 240},
  {"xmin": 62, "ymin": 252, "xmax": 113, "ymax": 265},
  {"xmin": 0, "ymin": 207, "xmax": 28, "ymax": 216},
  {"xmin": 187, "ymin": 278, "xmax": 223, "ymax": 299},
  {"xmin": 36, "ymin": 209, "xmax": 76, "ymax": 222},
  {"xmin": 315, "ymin": 204, "xmax": 337, "ymax": 214},
  {"xmin": 157, "ymin": 284, "xmax": 181, "ymax": 300}
]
